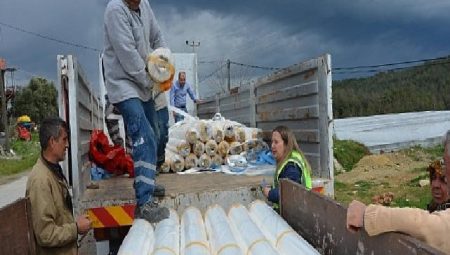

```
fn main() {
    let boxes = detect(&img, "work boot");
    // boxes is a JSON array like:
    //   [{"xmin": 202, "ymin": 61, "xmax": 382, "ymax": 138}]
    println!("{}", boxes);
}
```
[
  {"xmin": 154, "ymin": 184, "xmax": 165, "ymax": 197},
  {"xmin": 134, "ymin": 201, "xmax": 169, "ymax": 223}
]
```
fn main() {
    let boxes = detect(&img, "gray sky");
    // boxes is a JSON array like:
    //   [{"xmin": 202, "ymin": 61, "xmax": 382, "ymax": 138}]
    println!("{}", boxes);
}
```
[{"xmin": 1, "ymin": 0, "xmax": 450, "ymax": 96}]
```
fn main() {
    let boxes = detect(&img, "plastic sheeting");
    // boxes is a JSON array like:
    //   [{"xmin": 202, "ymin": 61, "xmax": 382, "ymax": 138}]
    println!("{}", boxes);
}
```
[
  {"xmin": 249, "ymin": 200, "xmax": 320, "ymax": 255},
  {"xmin": 198, "ymin": 154, "xmax": 212, "ymax": 169},
  {"xmin": 228, "ymin": 204, "xmax": 279, "ymax": 255},
  {"xmin": 119, "ymin": 202, "xmax": 320, "ymax": 255},
  {"xmin": 153, "ymin": 209, "xmax": 180, "ymax": 255},
  {"xmin": 205, "ymin": 205, "xmax": 243, "ymax": 255},
  {"xmin": 169, "ymin": 153, "xmax": 185, "ymax": 173},
  {"xmin": 181, "ymin": 207, "xmax": 210, "ymax": 255},
  {"xmin": 205, "ymin": 140, "xmax": 218, "ymax": 156},
  {"xmin": 185, "ymin": 153, "xmax": 199, "ymax": 169},
  {"xmin": 118, "ymin": 219, "xmax": 154, "ymax": 255},
  {"xmin": 166, "ymin": 138, "xmax": 191, "ymax": 157}
]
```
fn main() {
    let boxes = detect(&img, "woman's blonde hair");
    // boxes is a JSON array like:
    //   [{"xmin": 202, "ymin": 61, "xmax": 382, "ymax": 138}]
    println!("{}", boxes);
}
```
[{"xmin": 272, "ymin": 125, "xmax": 312, "ymax": 175}]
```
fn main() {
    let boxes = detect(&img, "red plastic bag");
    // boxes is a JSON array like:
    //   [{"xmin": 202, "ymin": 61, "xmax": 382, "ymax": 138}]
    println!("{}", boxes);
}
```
[{"xmin": 89, "ymin": 129, "xmax": 134, "ymax": 177}]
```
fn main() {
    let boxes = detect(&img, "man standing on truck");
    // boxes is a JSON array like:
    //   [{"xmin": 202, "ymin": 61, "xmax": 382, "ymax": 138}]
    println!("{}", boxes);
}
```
[
  {"xmin": 170, "ymin": 71, "xmax": 201, "ymax": 122},
  {"xmin": 347, "ymin": 131, "xmax": 450, "ymax": 254},
  {"xmin": 26, "ymin": 117, "xmax": 92, "ymax": 255},
  {"xmin": 103, "ymin": 0, "xmax": 170, "ymax": 222}
]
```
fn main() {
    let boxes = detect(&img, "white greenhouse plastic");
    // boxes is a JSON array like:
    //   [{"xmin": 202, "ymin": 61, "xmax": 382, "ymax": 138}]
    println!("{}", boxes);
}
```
[
  {"xmin": 249, "ymin": 200, "xmax": 320, "ymax": 255},
  {"xmin": 204, "ymin": 205, "xmax": 243, "ymax": 255}
]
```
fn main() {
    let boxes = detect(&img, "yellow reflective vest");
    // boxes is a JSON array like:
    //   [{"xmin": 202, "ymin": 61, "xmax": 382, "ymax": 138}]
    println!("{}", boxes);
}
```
[{"xmin": 273, "ymin": 150, "xmax": 312, "ymax": 209}]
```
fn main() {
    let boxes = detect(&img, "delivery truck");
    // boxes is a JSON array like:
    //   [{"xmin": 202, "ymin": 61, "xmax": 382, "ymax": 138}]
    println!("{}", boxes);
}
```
[{"xmin": 0, "ymin": 54, "xmax": 442, "ymax": 254}]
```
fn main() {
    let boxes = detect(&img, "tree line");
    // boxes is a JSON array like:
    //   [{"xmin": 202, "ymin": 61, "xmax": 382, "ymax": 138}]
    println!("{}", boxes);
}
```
[
  {"xmin": 332, "ymin": 58, "xmax": 450, "ymax": 118},
  {"xmin": 11, "ymin": 77, "xmax": 58, "ymax": 124}
]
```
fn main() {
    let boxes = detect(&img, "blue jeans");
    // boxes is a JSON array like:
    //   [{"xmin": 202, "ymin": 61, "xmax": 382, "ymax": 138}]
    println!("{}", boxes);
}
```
[
  {"xmin": 156, "ymin": 107, "xmax": 169, "ymax": 167},
  {"xmin": 174, "ymin": 106, "xmax": 187, "ymax": 123},
  {"xmin": 115, "ymin": 98, "xmax": 159, "ymax": 206}
]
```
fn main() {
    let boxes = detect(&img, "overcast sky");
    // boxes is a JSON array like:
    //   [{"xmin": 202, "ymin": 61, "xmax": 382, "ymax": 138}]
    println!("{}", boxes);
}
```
[{"xmin": 1, "ymin": 0, "xmax": 450, "ymax": 96}]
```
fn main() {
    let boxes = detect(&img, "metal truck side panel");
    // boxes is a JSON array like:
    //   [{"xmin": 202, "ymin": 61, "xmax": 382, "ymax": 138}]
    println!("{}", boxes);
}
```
[
  {"xmin": 279, "ymin": 179, "xmax": 444, "ymax": 255},
  {"xmin": 57, "ymin": 55, "xmax": 104, "ymax": 213},
  {"xmin": 197, "ymin": 54, "xmax": 334, "ymax": 196},
  {"xmin": 0, "ymin": 198, "xmax": 36, "ymax": 254}
]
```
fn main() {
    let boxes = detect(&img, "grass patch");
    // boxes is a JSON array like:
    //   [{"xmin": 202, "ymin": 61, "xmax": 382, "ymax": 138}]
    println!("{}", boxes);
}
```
[
  {"xmin": 335, "ymin": 178, "xmax": 432, "ymax": 209},
  {"xmin": 402, "ymin": 144, "xmax": 443, "ymax": 162},
  {"xmin": 333, "ymin": 139, "xmax": 370, "ymax": 172},
  {"xmin": 392, "ymin": 186, "xmax": 431, "ymax": 209},
  {"xmin": 0, "ymin": 132, "xmax": 40, "ymax": 176},
  {"xmin": 408, "ymin": 173, "xmax": 429, "ymax": 187}
]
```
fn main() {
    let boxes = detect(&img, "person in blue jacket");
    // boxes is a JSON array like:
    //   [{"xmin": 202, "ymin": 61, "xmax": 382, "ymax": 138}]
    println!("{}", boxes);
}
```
[{"xmin": 262, "ymin": 126, "xmax": 312, "ymax": 209}]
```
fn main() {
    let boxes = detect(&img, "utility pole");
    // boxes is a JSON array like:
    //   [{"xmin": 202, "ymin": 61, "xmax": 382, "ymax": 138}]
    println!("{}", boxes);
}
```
[
  {"xmin": 227, "ymin": 59, "xmax": 231, "ymax": 92},
  {"xmin": 185, "ymin": 40, "xmax": 200, "ymax": 53},
  {"xmin": 0, "ymin": 58, "xmax": 9, "ymax": 152},
  {"xmin": 186, "ymin": 40, "xmax": 201, "ymax": 113}
]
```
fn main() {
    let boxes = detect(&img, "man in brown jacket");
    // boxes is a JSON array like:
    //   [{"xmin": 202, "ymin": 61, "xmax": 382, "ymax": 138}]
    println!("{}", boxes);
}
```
[
  {"xmin": 347, "ymin": 132, "xmax": 450, "ymax": 254},
  {"xmin": 26, "ymin": 118, "xmax": 91, "ymax": 254}
]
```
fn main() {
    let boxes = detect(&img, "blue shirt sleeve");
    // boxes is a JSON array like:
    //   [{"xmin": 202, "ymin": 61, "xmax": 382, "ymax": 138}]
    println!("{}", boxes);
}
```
[
  {"xmin": 186, "ymin": 83, "xmax": 197, "ymax": 102},
  {"xmin": 268, "ymin": 162, "xmax": 302, "ymax": 203},
  {"xmin": 169, "ymin": 83, "xmax": 176, "ymax": 106}
]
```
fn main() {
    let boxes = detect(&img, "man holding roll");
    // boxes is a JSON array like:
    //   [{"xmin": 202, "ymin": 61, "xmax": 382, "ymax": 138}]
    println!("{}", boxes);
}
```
[{"xmin": 103, "ymin": 0, "xmax": 173, "ymax": 223}]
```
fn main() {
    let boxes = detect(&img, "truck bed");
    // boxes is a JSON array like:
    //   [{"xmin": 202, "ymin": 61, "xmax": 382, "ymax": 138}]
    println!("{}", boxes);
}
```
[{"xmin": 80, "ymin": 173, "xmax": 269, "ymax": 212}]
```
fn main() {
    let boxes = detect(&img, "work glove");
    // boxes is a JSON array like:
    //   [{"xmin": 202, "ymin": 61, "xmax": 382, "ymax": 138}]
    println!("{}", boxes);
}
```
[{"xmin": 147, "ymin": 47, "xmax": 175, "ymax": 92}]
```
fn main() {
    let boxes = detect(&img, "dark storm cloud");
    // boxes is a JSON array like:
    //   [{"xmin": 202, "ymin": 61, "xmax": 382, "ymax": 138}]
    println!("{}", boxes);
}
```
[{"xmin": 0, "ymin": 0, "xmax": 449, "ymax": 94}]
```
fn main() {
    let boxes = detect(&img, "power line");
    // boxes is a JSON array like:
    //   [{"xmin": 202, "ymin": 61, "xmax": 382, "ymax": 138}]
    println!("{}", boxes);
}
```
[
  {"xmin": 198, "ymin": 60, "xmax": 224, "ymax": 64},
  {"xmin": 199, "ymin": 62, "xmax": 227, "ymax": 83},
  {"xmin": 334, "ymin": 56, "xmax": 449, "ymax": 71},
  {"xmin": 0, "ymin": 21, "xmax": 101, "ymax": 53},
  {"xmin": 334, "ymin": 59, "xmax": 450, "ymax": 75},
  {"xmin": 230, "ymin": 61, "xmax": 280, "ymax": 70}
]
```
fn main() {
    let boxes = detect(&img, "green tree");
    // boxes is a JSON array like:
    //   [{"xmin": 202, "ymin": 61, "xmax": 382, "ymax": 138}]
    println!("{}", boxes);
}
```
[
  {"xmin": 333, "ymin": 58, "xmax": 450, "ymax": 118},
  {"xmin": 13, "ymin": 77, "xmax": 58, "ymax": 124}
]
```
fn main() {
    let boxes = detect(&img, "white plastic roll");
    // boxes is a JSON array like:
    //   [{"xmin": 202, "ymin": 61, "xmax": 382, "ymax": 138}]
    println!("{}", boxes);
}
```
[
  {"xmin": 181, "ymin": 207, "xmax": 210, "ymax": 255},
  {"xmin": 218, "ymin": 141, "xmax": 230, "ymax": 157},
  {"xmin": 198, "ymin": 154, "xmax": 212, "ymax": 169},
  {"xmin": 228, "ymin": 204, "xmax": 278, "ymax": 255},
  {"xmin": 193, "ymin": 141, "xmax": 205, "ymax": 157},
  {"xmin": 211, "ymin": 154, "xmax": 223, "ymax": 168},
  {"xmin": 166, "ymin": 138, "xmax": 191, "ymax": 157},
  {"xmin": 168, "ymin": 122, "xmax": 198, "ymax": 145},
  {"xmin": 229, "ymin": 142, "xmax": 243, "ymax": 155},
  {"xmin": 249, "ymin": 200, "xmax": 319, "ymax": 255},
  {"xmin": 209, "ymin": 120, "xmax": 225, "ymax": 143},
  {"xmin": 223, "ymin": 124, "xmax": 236, "ymax": 143},
  {"xmin": 244, "ymin": 127, "xmax": 263, "ymax": 140},
  {"xmin": 205, "ymin": 140, "xmax": 218, "ymax": 156},
  {"xmin": 212, "ymin": 127, "xmax": 224, "ymax": 143},
  {"xmin": 198, "ymin": 120, "xmax": 213, "ymax": 143},
  {"xmin": 152, "ymin": 209, "xmax": 180, "ymax": 255},
  {"xmin": 118, "ymin": 219, "xmax": 154, "ymax": 255},
  {"xmin": 147, "ymin": 47, "xmax": 174, "ymax": 83},
  {"xmin": 235, "ymin": 127, "xmax": 246, "ymax": 143},
  {"xmin": 205, "ymin": 205, "xmax": 243, "ymax": 255},
  {"xmin": 160, "ymin": 159, "xmax": 171, "ymax": 173},
  {"xmin": 185, "ymin": 153, "xmax": 199, "ymax": 170},
  {"xmin": 185, "ymin": 128, "xmax": 199, "ymax": 145},
  {"xmin": 169, "ymin": 154, "xmax": 185, "ymax": 172}
]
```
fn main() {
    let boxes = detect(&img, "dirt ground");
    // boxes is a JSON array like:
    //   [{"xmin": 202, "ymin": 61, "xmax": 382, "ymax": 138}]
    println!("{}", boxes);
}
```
[
  {"xmin": 335, "ymin": 148, "xmax": 439, "ymax": 207},
  {"xmin": 336, "ymin": 150, "xmax": 432, "ymax": 185}
]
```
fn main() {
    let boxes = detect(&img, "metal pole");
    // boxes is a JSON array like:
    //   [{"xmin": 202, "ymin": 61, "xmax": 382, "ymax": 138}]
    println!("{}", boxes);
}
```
[
  {"xmin": 185, "ymin": 40, "xmax": 200, "ymax": 53},
  {"xmin": 0, "ymin": 69, "xmax": 9, "ymax": 152},
  {"xmin": 227, "ymin": 59, "xmax": 231, "ymax": 92}
]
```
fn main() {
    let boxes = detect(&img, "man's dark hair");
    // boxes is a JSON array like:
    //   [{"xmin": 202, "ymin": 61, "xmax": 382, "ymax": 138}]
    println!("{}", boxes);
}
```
[{"xmin": 39, "ymin": 117, "xmax": 68, "ymax": 150}]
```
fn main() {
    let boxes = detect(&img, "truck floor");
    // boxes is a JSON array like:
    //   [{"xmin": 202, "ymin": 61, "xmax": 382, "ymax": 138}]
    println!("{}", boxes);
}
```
[{"xmin": 80, "ymin": 173, "xmax": 270, "ymax": 212}]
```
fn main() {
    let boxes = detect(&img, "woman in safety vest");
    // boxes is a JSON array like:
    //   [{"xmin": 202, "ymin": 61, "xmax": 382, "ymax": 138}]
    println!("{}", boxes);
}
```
[{"xmin": 262, "ymin": 126, "xmax": 312, "ymax": 209}]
